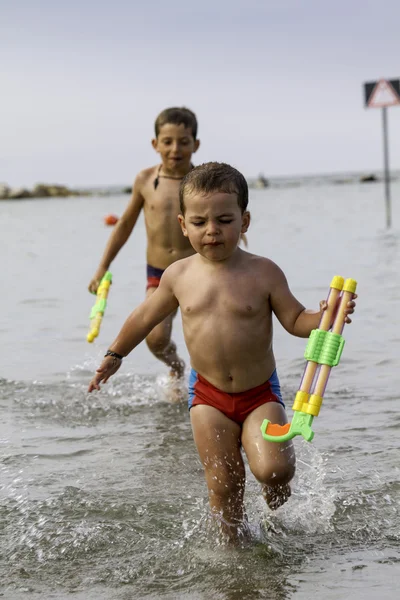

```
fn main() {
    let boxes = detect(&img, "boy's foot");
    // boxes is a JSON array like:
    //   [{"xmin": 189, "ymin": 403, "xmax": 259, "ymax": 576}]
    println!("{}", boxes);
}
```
[
  {"xmin": 262, "ymin": 483, "xmax": 291, "ymax": 510},
  {"xmin": 156, "ymin": 360, "xmax": 186, "ymax": 404},
  {"xmin": 165, "ymin": 377, "xmax": 186, "ymax": 404}
]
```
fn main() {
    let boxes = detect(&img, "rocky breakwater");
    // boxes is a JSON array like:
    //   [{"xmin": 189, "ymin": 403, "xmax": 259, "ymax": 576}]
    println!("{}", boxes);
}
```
[{"xmin": 0, "ymin": 183, "xmax": 86, "ymax": 200}]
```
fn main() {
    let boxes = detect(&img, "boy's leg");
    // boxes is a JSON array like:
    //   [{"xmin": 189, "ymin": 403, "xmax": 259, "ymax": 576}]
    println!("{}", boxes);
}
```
[
  {"xmin": 145, "ymin": 287, "xmax": 185, "ymax": 377},
  {"xmin": 241, "ymin": 402, "xmax": 295, "ymax": 510},
  {"xmin": 190, "ymin": 404, "xmax": 246, "ymax": 540}
]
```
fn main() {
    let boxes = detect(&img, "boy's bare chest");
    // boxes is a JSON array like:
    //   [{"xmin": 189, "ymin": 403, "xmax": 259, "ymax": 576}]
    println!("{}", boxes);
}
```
[
  {"xmin": 179, "ymin": 272, "xmax": 268, "ymax": 318},
  {"xmin": 146, "ymin": 194, "xmax": 179, "ymax": 214},
  {"xmin": 143, "ymin": 181, "xmax": 181, "ymax": 216},
  {"xmin": 142, "ymin": 193, "xmax": 182, "ymax": 237}
]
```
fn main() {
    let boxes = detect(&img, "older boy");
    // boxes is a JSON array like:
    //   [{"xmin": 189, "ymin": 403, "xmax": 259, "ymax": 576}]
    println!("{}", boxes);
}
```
[
  {"xmin": 88, "ymin": 107, "xmax": 200, "ymax": 378},
  {"xmin": 88, "ymin": 162, "xmax": 356, "ymax": 541}
]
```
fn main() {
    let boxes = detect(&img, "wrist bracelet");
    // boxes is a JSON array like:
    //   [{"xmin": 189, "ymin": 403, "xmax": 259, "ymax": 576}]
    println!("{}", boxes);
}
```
[{"xmin": 104, "ymin": 350, "xmax": 124, "ymax": 360}]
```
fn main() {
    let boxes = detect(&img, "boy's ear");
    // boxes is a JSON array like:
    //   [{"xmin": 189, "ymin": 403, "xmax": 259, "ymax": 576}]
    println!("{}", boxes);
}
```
[
  {"xmin": 151, "ymin": 138, "xmax": 159, "ymax": 152},
  {"xmin": 241, "ymin": 211, "xmax": 250, "ymax": 233},
  {"xmin": 193, "ymin": 139, "xmax": 200, "ymax": 153},
  {"xmin": 177, "ymin": 214, "xmax": 188, "ymax": 236}
]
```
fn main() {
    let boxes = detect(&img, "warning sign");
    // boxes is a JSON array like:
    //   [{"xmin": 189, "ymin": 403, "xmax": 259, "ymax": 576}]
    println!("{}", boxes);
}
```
[{"xmin": 364, "ymin": 79, "xmax": 400, "ymax": 108}]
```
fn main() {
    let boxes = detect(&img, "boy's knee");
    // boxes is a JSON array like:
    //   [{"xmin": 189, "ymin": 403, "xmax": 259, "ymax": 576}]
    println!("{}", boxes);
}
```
[
  {"xmin": 250, "ymin": 461, "xmax": 295, "ymax": 487},
  {"xmin": 145, "ymin": 330, "xmax": 171, "ymax": 354}
]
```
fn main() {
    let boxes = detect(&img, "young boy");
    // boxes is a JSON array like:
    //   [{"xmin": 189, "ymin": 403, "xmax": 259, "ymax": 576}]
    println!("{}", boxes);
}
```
[
  {"xmin": 88, "ymin": 107, "xmax": 200, "ymax": 379},
  {"xmin": 88, "ymin": 162, "xmax": 356, "ymax": 541}
]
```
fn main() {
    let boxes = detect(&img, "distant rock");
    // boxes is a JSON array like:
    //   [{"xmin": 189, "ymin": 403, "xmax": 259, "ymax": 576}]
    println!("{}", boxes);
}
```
[
  {"xmin": 122, "ymin": 186, "xmax": 132, "ymax": 195},
  {"xmin": 8, "ymin": 187, "xmax": 32, "ymax": 199},
  {"xmin": 0, "ymin": 182, "xmax": 86, "ymax": 200},
  {"xmin": 0, "ymin": 184, "xmax": 10, "ymax": 199},
  {"xmin": 32, "ymin": 183, "xmax": 80, "ymax": 197},
  {"xmin": 360, "ymin": 174, "xmax": 378, "ymax": 183}
]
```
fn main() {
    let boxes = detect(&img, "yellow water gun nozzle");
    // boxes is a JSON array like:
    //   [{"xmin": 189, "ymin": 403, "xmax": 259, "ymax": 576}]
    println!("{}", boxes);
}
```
[{"xmin": 87, "ymin": 272, "xmax": 112, "ymax": 343}]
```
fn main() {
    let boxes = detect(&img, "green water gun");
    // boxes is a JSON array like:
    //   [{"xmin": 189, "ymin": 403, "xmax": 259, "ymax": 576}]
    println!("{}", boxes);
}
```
[
  {"xmin": 261, "ymin": 276, "xmax": 357, "ymax": 443},
  {"xmin": 87, "ymin": 271, "xmax": 112, "ymax": 343}
]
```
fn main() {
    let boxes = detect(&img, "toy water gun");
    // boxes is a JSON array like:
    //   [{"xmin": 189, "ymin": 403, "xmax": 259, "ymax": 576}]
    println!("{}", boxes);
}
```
[
  {"xmin": 87, "ymin": 271, "xmax": 112, "ymax": 343},
  {"xmin": 261, "ymin": 276, "xmax": 357, "ymax": 443}
]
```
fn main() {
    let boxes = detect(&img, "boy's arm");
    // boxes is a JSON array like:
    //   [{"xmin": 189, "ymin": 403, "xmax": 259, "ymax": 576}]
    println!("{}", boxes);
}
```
[
  {"xmin": 269, "ymin": 265, "xmax": 322, "ymax": 338},
  {"xmin": 269, "ymin": 265, "xmax": 355, "ymax": 338},
  {"xmin": 88, "ymin": 174, "xmax": 145, "ymax": 293},
  {"xmin": 88, "ymin": 268, "xmax": 179, "ymax": 391},
  {"xmin": 109, "ymin": 270, "xmax": 179, "ymax": 356}
]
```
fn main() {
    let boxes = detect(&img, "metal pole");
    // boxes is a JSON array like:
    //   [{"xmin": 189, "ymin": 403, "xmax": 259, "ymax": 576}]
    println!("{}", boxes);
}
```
[{"xmin": 382, "ymin": 106, "xmax": 392, "ymax": 228}]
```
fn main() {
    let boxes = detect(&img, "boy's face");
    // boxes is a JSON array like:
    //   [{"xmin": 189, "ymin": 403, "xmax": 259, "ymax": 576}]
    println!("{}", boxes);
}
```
[
  {"xmin": 178, "ymin": 192, "xmax": 250, "ymax": 261},
  {"xmin": 152, "ymin": 123, "xmax": 200, "ymax": 172}
]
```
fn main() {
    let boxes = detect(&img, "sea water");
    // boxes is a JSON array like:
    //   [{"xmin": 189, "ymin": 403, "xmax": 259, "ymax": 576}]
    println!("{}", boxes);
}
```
[{"xmin": 1, "ymin": 179, "xmax": 399, "ymax": 599}]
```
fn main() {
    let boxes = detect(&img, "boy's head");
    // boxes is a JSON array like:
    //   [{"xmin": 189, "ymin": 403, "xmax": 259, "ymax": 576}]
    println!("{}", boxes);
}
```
[
  {"xmin": 154, "ymin": 107, "xmax": 198, "ymax": 140},
  {"xmin": 178, "ymin": 163, "xmax": 250, "ymax": 261},
  {"xmin": 152, "ymin": 107, "xmax": 200, "ymax": 170},
  {"xmin": 179, "ymin": 162, "xmax": 248, "ymax": 215}
]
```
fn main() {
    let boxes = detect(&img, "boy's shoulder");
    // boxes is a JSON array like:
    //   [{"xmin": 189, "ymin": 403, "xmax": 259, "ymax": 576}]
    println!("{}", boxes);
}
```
[
  {"xmin": 242, "ymin": 251, "xmax": 282, "ymax": 272},
  {"xmin": 133, "ymin": 165, "xmax": 159, "ymax": 188},
  {"xmin": 163, "ymin": 254, "xmax": 195, "ymax": 278},
  {"xmin": 241, "ymin": 251, "xmax": 287, "ymax": 283}
]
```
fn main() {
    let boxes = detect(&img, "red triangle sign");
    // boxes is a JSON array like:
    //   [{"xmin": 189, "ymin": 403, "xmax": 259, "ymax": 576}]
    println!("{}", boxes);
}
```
[{"xmin": 368, "ymin": 79, "xmax": 400, "ymax": 108}]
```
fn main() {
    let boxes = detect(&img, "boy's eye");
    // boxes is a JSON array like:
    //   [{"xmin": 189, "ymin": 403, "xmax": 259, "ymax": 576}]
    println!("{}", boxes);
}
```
[
  {"xmin": 219, "ymin": 219, "xmax": 233, "ymax": 224},
  {"xmin": 191, "ymin": 222, "xmax": 204, "ymax": 226}
]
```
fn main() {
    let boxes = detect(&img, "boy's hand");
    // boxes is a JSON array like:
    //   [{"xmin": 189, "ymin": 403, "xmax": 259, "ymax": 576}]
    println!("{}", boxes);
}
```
[
  {"xmin": 320, "ymin": 293, "xmax": 357, "ymax": 325},
  {"xmin": 88, "ymin": 355, "xmax": 122, "ymax": 392},
  {"xmin": 88, "ymin": 267, "xmax": 107, "ymax": 294},
  {"xmin": 343, "ymin": 294, "xmax": 357, "ymax": 323}
]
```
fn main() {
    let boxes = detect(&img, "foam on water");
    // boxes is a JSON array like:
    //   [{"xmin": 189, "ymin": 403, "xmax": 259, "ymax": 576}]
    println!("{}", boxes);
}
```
[{"xmin": 1, "ymin": 368, "xmax": 400, "ymax": 599}]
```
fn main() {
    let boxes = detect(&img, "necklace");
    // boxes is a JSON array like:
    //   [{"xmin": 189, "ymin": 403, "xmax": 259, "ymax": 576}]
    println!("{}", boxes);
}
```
[{"xmin": 153, "ymin": 164, "xmax": 194, "ymax": 189}]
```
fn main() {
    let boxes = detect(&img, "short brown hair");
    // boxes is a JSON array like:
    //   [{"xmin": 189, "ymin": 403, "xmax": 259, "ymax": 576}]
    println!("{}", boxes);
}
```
[
  {"xmin": 155, "ymin": 107, "xmax": 198, "ymax": 139},
  {"xmin": 179, "ymin": 162, "xmax": 248, "ymax": 214}
]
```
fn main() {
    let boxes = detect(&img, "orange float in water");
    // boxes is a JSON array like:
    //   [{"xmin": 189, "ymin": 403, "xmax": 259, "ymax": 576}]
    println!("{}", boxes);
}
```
[{"xmin": 104, "ymin": 214, "xmax": 119, "ymax": 226}]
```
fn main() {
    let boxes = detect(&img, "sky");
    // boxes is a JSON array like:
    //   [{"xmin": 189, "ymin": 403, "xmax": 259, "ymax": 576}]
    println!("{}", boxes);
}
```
[{"xmin": 2, "ymin": 0, "xmax": 400, "ymax": 187}]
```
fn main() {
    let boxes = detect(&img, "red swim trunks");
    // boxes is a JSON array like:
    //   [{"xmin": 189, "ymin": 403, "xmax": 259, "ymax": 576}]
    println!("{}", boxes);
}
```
[
  {"xmin": 188, "ymin": 369, "xmax": 284, "ymax": 425},
  {"xmin": 146, "ymin": 264, "xmax": 165, "ymax": 291}
]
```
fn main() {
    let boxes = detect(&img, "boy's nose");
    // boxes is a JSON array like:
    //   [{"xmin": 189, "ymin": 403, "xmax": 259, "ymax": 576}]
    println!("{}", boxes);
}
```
[{"xmin": 206, "ymin": 221, "xmax": 220, "ymax": 235}]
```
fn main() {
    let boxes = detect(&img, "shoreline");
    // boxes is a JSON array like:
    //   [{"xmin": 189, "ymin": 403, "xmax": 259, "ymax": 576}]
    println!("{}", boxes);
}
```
[{"xmin": 1, "ymin": 171, "xmax": 398, "ymax": 201}]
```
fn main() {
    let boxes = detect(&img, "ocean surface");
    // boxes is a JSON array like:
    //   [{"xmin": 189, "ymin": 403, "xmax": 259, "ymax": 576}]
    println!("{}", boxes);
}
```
[{"xmin": 1, "ymin": 179, "xmax": 400, "ymax": 599}]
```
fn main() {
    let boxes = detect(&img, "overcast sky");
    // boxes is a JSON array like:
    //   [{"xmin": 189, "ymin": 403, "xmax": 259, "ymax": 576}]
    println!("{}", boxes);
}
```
[{"xmin": 2, "ymin": 0, "xmax": 400, "ymax": 186}]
